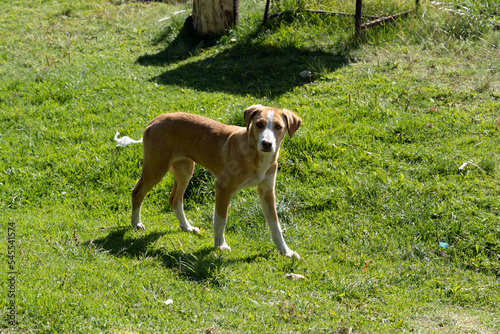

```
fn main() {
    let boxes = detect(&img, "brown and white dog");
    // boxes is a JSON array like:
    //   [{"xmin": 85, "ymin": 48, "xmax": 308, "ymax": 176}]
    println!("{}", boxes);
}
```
[{"xmin": 131, "ymin": 105, "xmax": 302, "ymax": 259}]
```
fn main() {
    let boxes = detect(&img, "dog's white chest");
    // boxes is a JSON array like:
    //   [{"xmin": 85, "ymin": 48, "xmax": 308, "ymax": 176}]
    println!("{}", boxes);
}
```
[
  {"xmin": 238, "ymin": 171, "xmax": 267, "ymax": 190},
  {"xmin": 237, "ymin": 155, "xmax": 275, "ymax": 190}
]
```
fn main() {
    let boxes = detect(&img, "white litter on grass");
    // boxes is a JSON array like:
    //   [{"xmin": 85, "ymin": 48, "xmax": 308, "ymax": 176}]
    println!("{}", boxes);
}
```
[
  {"xmin": 458, "ymin": 161, "xmax": 485, "ymax": 173},
  {"xmin": 286, "ymin": 273, "xmax": 305, "ymax": 280},
  {"xmin": 164, "ymin": 299, "xmax": 173, "ymax": 305},
  {"xmin": 300, "ymin": 70, "xmax": 311, "ymax": 78},
  {"xmin": 114, "ymin": 131, "xmax": 142, "ymax": 147},
  {"xmin": 459, "ymin": 162, "xmax": 470, "ymax": 170}
]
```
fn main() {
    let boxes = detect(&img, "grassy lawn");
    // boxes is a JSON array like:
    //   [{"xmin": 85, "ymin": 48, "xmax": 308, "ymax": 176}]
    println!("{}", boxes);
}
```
[{"xmin": 1, "ymin": 0, "xmax": 499, "ymax": 332}]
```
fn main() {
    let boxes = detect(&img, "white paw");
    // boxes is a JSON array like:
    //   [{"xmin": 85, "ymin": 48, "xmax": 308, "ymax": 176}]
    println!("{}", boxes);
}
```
[
  {"xmin": 133, "ymin": 222, "xmax": 146, "ymax": 231},
  {"xmin": 189, "ymin": 226, "xmax": 201, "ymax": 234},
  {"xmin": 180, "ymin": 224, "xmax": 201, "ymax": 234},
  {"xmin": 281, "ymin": 249, "xmax": 300, "ymax": 260},
  {"xmin": 216, "ymin": 244, "xmax": 232, "ymax": 252}
]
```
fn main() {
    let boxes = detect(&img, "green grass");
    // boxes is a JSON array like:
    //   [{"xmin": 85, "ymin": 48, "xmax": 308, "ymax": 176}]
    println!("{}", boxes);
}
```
[{"xmin": 1, "ymin": 0, "xmax": 499, "ymax": 332}]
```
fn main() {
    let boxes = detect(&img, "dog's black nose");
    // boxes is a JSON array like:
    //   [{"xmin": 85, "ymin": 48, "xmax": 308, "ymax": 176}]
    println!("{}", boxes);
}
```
[{"xmin": 261, "ymin": 141, "xmax": 272, "ymax": 151}]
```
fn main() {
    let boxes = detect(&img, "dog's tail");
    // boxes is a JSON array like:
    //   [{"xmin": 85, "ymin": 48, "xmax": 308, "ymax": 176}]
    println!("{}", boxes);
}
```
[{"xmin": 114, "ymin": 131, "xmax": 143, "ymax": 147}]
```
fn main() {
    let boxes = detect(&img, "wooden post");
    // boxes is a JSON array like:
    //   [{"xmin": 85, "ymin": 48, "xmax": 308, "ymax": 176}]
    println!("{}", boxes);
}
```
[
  {"xmin": 192, "ymin": 0, "xmax": 239, "ymax": 36},
  {"xmin": 355, "ymin": 0, "xmax": 362, "ymax": 38},
  {"xmin": 263, "ymin": 0, "xmax": 271, "ymax": 25}
]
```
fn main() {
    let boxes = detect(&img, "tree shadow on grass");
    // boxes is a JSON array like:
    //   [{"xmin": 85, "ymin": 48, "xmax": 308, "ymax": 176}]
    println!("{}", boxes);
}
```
[
  {"xmin": 87, "ymin": 228, "xmax": 270, "ymax": 284},
  {"xmin": 136, "ymin": 26, "xmax": 352, "ymax": 97}
]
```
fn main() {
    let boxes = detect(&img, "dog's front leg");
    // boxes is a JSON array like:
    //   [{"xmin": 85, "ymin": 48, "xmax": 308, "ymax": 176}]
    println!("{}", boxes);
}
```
[
  {"xmin": 213, "ymin": 184, "xmax": 234, "ymax": 251},
  {"xmin": 257, "ymin": 180, "xmax": 300, "ymax": 259}
]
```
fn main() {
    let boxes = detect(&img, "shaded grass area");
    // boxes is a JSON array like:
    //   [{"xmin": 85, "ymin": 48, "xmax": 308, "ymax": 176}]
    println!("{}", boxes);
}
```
[
  {"xmin": 1, "ymin": 0, "xmax": 499, "ymax": 332},
  {"xmin": 139, "ymin": 41, "xmax": 350, "ymax": 96}
]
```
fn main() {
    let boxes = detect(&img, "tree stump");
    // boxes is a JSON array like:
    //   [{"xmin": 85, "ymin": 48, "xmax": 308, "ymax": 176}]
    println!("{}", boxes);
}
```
[{"xmin": 192, "ymin": 0, "xmax": 239, "ymax": 36}]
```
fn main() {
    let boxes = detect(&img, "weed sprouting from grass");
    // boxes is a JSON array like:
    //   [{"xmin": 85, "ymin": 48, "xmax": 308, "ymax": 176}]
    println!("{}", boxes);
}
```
[
  {"xmin": 174, "ymin": 252, "xmax": 230, "ymax": 287},
  {"xmin": 224, "ymin": 107, "xmax": 247, "ymax": 127},
  {"xmin": 184, "ymin": 166, "xmax": 215, "ymax": 206},
  {"xmin": 276, "ymin": 191, "xmax": 299, "ymax": 227}
]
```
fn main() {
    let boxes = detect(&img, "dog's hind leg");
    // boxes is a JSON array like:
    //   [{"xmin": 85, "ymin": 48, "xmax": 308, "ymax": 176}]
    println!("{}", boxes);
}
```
[
  {"xmin": 170, "ymin": 159, "xmax": 200, "ymax": 233},
  {"xmin": 131, "ymin": 162, "xmax": 169, "ymax": 230}
]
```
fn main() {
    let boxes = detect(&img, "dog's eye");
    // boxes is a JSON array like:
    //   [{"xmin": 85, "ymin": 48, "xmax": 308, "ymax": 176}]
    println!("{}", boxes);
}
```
[
  {"xmin": 256, "ymin": 122, "xmax": 264, "ymax": 128},
  {"xmin": 275, "ymin": 124, "xmax": 283, "ymax": 130}
]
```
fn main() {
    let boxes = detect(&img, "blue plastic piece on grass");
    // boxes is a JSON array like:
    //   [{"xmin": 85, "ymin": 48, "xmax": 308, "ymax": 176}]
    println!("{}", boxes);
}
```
[{"xmin": 439, "ymin": 242, "xmax": 449, "ymax": 248}]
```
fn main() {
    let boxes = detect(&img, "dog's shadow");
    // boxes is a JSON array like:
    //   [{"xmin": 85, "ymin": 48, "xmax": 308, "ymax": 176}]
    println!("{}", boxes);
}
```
[
  {"xmin": 87, "ymin": 228, "xmax": 166, "ymax": 258},
  {"xmin": 86, "ymin": 228, "xmax": 269, "ymax": 284}
]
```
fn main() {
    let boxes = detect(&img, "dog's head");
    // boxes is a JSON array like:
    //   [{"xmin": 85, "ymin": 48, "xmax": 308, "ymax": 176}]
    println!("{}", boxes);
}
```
[{"xmin": 244, "ymin": 105, "xmax": 302, "ymax": 153}]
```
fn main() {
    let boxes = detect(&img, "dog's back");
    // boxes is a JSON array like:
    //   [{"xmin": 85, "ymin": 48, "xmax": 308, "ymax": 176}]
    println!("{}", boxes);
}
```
[{"xmin": 143, "ymin": 113, "xmax": 243, "ymax": 176}]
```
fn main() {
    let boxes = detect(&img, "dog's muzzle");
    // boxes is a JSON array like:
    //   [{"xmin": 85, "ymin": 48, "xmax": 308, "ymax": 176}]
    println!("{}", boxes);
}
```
[{"xmin": 261, "ymin": 140, "xmax": 273, "ymax": 152}]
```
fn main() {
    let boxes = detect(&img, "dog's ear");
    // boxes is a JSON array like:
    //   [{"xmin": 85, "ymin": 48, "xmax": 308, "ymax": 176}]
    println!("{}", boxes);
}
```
[
  {"xmin": 284, "ymin": 109, "xmax": 302, "ymax": 138},
  {"xmin": 244, "ymin": 105, "xmax": 263, "ymax": 129}
]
